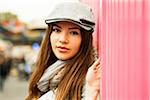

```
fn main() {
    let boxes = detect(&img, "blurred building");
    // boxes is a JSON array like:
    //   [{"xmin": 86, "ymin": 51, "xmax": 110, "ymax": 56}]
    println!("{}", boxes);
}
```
[
  {"xmin": 0, "ymin": 21, "xmax": 45, "ymax": 45},
  {"xmin": 0, "ymin": 13, "xmax": 46, "ymax": 80}
]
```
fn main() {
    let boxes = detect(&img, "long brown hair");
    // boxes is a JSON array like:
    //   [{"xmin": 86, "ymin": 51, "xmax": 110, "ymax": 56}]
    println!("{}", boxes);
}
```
[{"xmin": 25, "ymin": 23, "xmax": 95, "ymax": 100}]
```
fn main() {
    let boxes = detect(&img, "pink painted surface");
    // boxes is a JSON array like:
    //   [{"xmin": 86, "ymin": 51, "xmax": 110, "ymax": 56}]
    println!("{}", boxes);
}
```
[
  {"xmin": 81, "ymin": 0, "xmax": 149, "ymax": 100},
  {"xmin": 101, "ymin": 0, "xmax": 149, "ymax": 99}
]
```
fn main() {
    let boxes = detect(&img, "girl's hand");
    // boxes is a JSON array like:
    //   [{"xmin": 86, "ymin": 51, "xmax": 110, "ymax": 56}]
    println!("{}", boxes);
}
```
[{"xmin": 86, "ymin": 58, "xmax": 101, "ymax": 91}]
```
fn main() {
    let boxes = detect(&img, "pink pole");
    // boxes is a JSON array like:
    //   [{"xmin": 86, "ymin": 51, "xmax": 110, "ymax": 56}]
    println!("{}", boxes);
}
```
[
  {"xmin": 80, "ymin": 0, "xmax": 149, "ymax": 99},
  {"xmin": 101, "ymin": 0, "xmax": 149, "ymax": 99}
]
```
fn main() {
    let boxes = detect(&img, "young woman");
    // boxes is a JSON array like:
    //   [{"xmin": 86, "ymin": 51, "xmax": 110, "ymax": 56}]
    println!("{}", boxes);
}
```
[{"xmin": 26, "ymin": 2, "xmax": 100, "ymax": 100}]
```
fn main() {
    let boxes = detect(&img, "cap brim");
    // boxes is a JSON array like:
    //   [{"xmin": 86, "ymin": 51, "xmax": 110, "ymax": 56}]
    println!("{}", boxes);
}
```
[{"xmin": 45, "ymin": 18, "xmax": 93, "ymax": 31}]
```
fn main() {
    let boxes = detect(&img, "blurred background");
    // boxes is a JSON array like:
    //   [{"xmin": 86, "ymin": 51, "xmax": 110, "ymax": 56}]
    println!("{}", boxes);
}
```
[{"xmin": 0, "ymin": 0, "xmax": 78, "ymax": 100}]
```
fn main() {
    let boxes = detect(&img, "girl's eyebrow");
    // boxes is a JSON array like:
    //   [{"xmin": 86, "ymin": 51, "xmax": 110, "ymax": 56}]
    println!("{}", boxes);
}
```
[
  {"xmin": 53, "ymin": 24, "xmax": 62, "ymax": 29},
  {"xmin": 69, "ymin": 27, "xmax": 80, "ymax": 30}
]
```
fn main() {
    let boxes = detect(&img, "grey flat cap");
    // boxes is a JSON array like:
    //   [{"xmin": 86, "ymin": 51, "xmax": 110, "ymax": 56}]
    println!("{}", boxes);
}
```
[{"xmin": 45, "ymin": 2, "xmax": 95, "ymax": 31}]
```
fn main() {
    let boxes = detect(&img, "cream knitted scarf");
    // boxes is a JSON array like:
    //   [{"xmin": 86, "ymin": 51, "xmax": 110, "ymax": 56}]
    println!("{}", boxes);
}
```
[
  {"xmin": 37, "ymin": 60, "xmax": 86, "ymax": 99},
  {"xmin": 37, "ymin": 60, "xmax": 66, "ymax": 92}
]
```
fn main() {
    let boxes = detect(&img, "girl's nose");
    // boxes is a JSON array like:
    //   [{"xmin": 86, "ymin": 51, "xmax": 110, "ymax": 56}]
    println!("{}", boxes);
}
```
[{"xmin": 59, "ymin": 33, "xmax": 69, "ymax": 44}]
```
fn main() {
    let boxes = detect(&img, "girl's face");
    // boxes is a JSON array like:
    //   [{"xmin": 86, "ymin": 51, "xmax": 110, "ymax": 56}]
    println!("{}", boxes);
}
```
[{"xmin": 50, "ymin": 21, "xmax": 82, "ymax": 60}]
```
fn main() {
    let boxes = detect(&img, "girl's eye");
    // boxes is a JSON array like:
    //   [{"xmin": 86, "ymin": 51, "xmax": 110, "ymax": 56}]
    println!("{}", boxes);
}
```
[
  {"xmin": 70, "ymin": 31, "xmax": 79, "ymax": 35},
  {"xmin": 52, "ymin": 28, "xmax": 61, "ymax": 33}
]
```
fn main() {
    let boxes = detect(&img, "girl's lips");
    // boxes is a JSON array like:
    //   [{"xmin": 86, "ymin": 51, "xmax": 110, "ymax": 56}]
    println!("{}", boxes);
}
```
[
  {"xmin": 56, "ymin": 46, "xmax": 69, "ymax": 52},
  {"xmin": 57, "ymin": 46, "xmax": 69, "ymax": 50}
]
